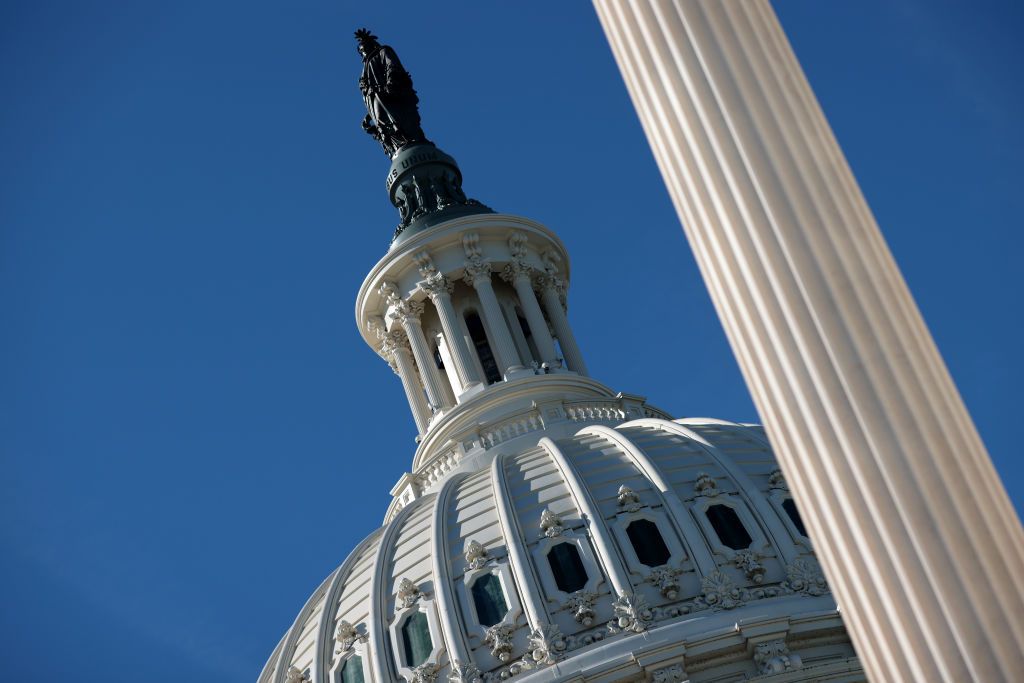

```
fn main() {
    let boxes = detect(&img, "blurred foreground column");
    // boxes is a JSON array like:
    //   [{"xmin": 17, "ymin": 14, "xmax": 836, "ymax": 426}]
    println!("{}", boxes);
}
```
[{"xmin": 592, "ymin": 1, "xmax": 1024, "ymax": 680}]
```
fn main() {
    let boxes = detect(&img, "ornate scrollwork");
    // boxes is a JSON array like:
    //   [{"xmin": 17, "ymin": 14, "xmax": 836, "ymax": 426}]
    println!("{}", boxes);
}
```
[
  {"xmin": 409, "ymin": 662, "xmax": 441, "ymax": 683},
  {"xmin": 694, "ymin": 472, "xmax": 719, "ymax": 497},
  {"xmin": 733, "ymin": 549, "xmax": 766, "ymax": 584},
  {"xmin": 334, "ymin": 620, "xmax": 367, "ymax": 654},
  {"xmin": 562, "ymin": 590, "xmax": 599, "ymax": 626},
  {"xmin": 462, "ymin": 258, "xmax": 493, "ymax": 287},
  {"xmin": 396, "ymin": 577, "xmax": 425, "ymax": 609},
  {"xmin": 695, "ymin": 569, "xmax": 745, "ymax": 611},
  {"xmin": 607, "ymin": 591, "xmax": 652, "ymax": 634},
  {"xmin": 463, "ymin": 540, "xmax": 490, "ymax": 572},
  {"xmin": 782, "ymin": 558, "xmax": 829, "ymax": 596},
  {"xmin": 484, "ymin": 622, "xmax": 516, "ymax": 662},
  {"xmin": 651, "ymin": 664, "xmax": 687, "ymax": 683},
  {"xmin": 508, "ymin": 232, "xmax": 528, "ymax": 260},
  {"xmin": 448, "ymin": 661, "xmax": 483, "ymax": 683},
  {"xmin": 390, "ymin": 298, "xmax": 425, "ymax": 326},
  {"xmin": 647, "ymin": 565, "xmax": 683, "ymax": 599},
  {"xmin": 753, "ymin": 639, "xmax": 803, "ymax": 676},
  {"xmin": 539, "ymin": 508, "xmax": 564, "ymax": 538},
  {"xmin": 616, "ymin": 484, "xmax": 643, "ymax": 512},
  {"xmin": 525, "ymin": 623, "xmax": 566, "ymax": 665},
  {"xmin": 500, "ymin": 259, "xmax": 532, "ymax": 285},
  {"xmin": 420, "ymin": 272, "xmax": 454, "ymax": 300}
]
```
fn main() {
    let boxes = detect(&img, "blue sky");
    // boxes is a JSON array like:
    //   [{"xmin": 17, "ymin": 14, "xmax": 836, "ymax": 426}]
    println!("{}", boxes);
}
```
[{"xmin": 2, "ymin": 1, "xmax": 1022, "ymax": 681}]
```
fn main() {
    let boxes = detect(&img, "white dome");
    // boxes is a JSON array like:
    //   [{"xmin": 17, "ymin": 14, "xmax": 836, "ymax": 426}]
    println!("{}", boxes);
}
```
[{"xmin": 260, "ymin": 414, "xmax": 860, "ymax": 683}]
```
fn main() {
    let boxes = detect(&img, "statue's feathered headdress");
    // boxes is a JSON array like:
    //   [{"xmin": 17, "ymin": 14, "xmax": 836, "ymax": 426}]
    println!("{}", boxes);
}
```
[{"xmin": 354, "ymin": 28, "xmax": 379, "ymax": 47}]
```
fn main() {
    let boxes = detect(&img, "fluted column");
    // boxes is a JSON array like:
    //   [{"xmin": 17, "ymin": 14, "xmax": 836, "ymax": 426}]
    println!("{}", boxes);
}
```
[
  {"xmin": 463, "ymin": 259, "xmax": 524, "ymax": 377},
  {"xmin": 502, "ymin": 259, "xmax": 559, "ymax": 367},
  {"xmin": 593, "ymin": 2, "xmax": 1024, "ymax": 681},
  {"xmin": 381, "ymin": 330, "xmax": 430, "ymax": 435},
  {"xmin": 420, "ymin": 272, "xmax": 482, "ymax": 393},
  {"xmin": 391, "ymin": 298, "xmax": 450, "ymax": 412},
  {"xmin": 537, "ymin": 273, "xmax": 588, "ymax": 376}
]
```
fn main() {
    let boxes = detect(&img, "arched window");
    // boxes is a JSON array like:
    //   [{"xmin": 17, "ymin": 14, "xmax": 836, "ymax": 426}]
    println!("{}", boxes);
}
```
[
  {"xmin": 625, "ymin": 519, "xmax": 672, "ymax": 567},
  {"xmin": 706, "ymin": 504, "xmax": 753, "ymax": 550},
  {"xmin": 547, "ymin": 542, "xmax": 588, "ymax": 593},
  {"xmin": 464, "ymin": 311, "xmax": 502, "ymax": 384},
  {"xmin": 340, "ymin": 656, "xmax": 365, "ymax": 683},
  {"xmin": 470, "ymin": 573, "xmax": 509, "ymax": 627},
  {"xmin": 400, "ymin": 612, "xmax": 433, "ymax": 667},
  {"xmin": 782, "ymin": 498, "xmax": 808, "ymax": 537}
]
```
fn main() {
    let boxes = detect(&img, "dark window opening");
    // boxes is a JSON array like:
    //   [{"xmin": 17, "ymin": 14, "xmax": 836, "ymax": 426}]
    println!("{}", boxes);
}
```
[
  {"xmin": 470, "ymin": 573, "xmax": 509, "ymax": 627},
  {"xmin": 782, "ymin": 498, "xmax": 808, "ymax": 537},
  {"xmin": 547, "ymin": 542, "xmax": 588, "ymax": 593},
  {"xmin": 432, "ymin": 345, "xmax": 445, "ymax": 370},
  {"xmin": 517, "ymin": 310, "xmax": 540, "ymax": 363},
  {"xmin": 401, "ymin": 611, "xmax": 432, "ymax": 667},
  {"xmin": 341, "ymin": 656, "xmax": 365, "ymax": 683},
  {"xmin": 465, "ymin": 311, "xmax": 502, "ymax": 384},
  {"xmin": 706, "ymin": 504, "xmax": 753, "ymax": 550},
  {"xmin": 626, "ymin": 519, "xmax": 672, "ymax": 567}
]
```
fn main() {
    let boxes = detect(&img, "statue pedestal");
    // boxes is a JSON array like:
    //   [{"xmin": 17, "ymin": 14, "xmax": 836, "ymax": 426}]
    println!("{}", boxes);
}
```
[{"xmin": 387, "ymin": 143, "xmax": 491, "ymax": 246}]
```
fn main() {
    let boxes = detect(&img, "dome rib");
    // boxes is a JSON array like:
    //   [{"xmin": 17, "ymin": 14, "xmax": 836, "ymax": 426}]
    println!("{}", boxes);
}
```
[
  {"xmin": 431, "ymin": 472, "xmax": 474, "ymax": 667},
  {"xmin": 635, "ymin": 418, "xmax": 800, "ymax": 563},
  {"xmin": 313, "ymin": 529, "xmax": 384, "ymax": 683},
  {"xmin": 538, "ymin": 436, "xmax": 632, "ymax": 595},
  {"xmin": 489, "ymin": 451, "xmax": 548, "ymax": 630},
  {"xmin": 577, "ymin": 424, "xmax": 718, "ymax": 575}
]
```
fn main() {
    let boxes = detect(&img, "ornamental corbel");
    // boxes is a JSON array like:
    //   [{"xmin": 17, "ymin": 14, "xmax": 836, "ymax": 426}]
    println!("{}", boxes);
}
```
[
  {"xmin": 462, "ymin": 232, "xmax": 482, "ymax": 260},
  {"xmin": 733, "ymin": 549, "xmax": 766, "ymax": 584},
  {"xmin": 607, "ymin": 591, "xmax": 652, "ymax": 634},
  {"xmin": 562, "ymin": 590, "xmax": 599, "ymax": 626},
  {"xmin": 647, "ymin": 565, "xmax": 682, "ymax": 599},
  {"xmin": 413, "ymin": 250, "xmax": 438, "ymax": 278},
  {"xmin": 651, "ymin": 664, "xmax": 687, "ymax": 683},
  {"xmin": 508, "ymin": 231, "xmax": 528, "ymax": 260},
  {"xmin": 753, "ymin": 639, "xmax": 803, "ymax": 676},
  {"xmin": 484, "ymin": 622, "xmax": 516, "ymax": 662}
]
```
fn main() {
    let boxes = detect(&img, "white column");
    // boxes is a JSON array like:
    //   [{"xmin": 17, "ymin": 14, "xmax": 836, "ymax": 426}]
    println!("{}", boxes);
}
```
[
  {"xmin": 537, "ymin": 273, "xmax": 588, "ymax": 376},
  {"xmin": 502, "ymin": 260, "xmax": 559, "ymax": 367},
  {"xmin": 463, "ymin": 259, "xmax": 524, "ymax": 377},
  {"xmin": 381, "ymin": 330, "xmax": 430, "ymax": 435},
  {"xmin": 420, "ymin": 273, "xmax": 482, "ymax": 392},
  {"xmin": 392, "ymin": 298, "xmax": 451, "ymax": 412},
  {"xmin": 593, "ymin": 2, "xmax": 1024, "ymax": 681}
]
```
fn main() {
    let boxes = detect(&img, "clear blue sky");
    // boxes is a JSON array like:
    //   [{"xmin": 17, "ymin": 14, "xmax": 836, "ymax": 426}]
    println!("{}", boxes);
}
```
[{"xmin": 2, "ymin": 1, "xmax": 1022, "ymax": 681}]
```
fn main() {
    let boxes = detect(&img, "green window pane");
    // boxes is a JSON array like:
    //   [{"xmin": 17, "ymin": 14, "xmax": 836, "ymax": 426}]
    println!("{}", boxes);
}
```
[
  {"xmin": 341, "ymin": 656, "xmax": 365, "ymax": 683},
  {"xmin": 625, "ymin": 519, "xmax": 672, "ymax": 567},
  {"xmin": 547, "ymin": 542, "xmax": 588, "ymax": 593},
  {"xmin": 401, "ymin": 611, "xmax": 433, "ymax": 667},
  {"xmin": 706, "ymin": 504, "xmax": 753, "ymax": 550},
  {"xmin": 471, "ymin": 573, "xmax": 509, "ymax": 627},
  {"xmin": 782, "ymin": 498, "xmax": 808, "ymax": 537}
]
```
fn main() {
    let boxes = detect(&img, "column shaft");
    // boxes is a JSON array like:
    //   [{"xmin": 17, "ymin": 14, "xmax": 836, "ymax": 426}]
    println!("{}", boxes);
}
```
[
  {"xmin": 540, "ymin": 284, "xmax": 588, "ymax": 376},
  {"xmin": 391, "ymin": 345, "xmax": 429, "ymax": 435},
  {"xmin": 425, "ymin": 282, "xmax": 482, "ymax": 392},
  {"xmin": 593, "ymin": 1, "xmax": 1024, "ymax": 681},
  {"xmin": 467, "ymin": 271, "xmax": 523, "ymax": 377},
  {"xmin": 506, "ymin": 265, "xmax": 558, "ymax": 366},
  {"xmin": 402, "ymin": 317, "xmax": 450, "ymax": 411}
]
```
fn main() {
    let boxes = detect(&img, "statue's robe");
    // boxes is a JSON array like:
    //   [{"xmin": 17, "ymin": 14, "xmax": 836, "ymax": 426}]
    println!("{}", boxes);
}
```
[{"xmin": 361, "ymin": 45, "xmax": 426, "ymax": 154}]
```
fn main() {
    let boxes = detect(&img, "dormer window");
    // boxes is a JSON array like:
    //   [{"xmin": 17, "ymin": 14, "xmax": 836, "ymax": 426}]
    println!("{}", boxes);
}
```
[
  {"xmin": 547, "ymin": 542, "xmax": 588, "ymax": 593},
  {"xmin": 340, "ymin": 656, "xmax": 364, "ymax": 683},
  {"xmin": 625, "ymin": 518, "xmax": 672, "ymax": 567},
  {"xmin": 782, "ymin": 498, "xmax": 808, "ymax": 537},
  {"xmin": 400, "ymin": 612, "xmax": 433, "ymax": 668},
  {"xmin": 470, "ymin": 573, "xmax": 509, "ymax": 627},
  {"xmin": 706, "ymin": 504, "xmax": 753, "ymax": 550}
]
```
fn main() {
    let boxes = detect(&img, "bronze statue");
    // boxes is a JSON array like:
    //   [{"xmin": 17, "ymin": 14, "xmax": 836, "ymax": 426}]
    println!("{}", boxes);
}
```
[{"xmin": 355, "ymin": 29, "xmax": 427, "ymax": 157}]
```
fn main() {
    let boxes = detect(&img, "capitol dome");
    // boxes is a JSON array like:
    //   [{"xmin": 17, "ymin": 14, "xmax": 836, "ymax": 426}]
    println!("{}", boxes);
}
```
[{"xmin": 260, "ymin": 30, "xmax": 862, "ymax": 683}]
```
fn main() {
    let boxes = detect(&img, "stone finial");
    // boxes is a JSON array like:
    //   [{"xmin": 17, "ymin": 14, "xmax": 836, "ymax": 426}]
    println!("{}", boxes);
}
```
[
  {"xmin": 539, "ymin": 508, "xmax": 564, "ymax": 537},
  {"xmin": 396, "ymin": 578, "xmax": 424, "ymax": 609},
  {"xmin": 616, "ymin": 484, "xmax": 642, "ymax": 512},
  {"xmin": 464, "ymin": 540, "xmax": 489, "ymax": 571},
  {"xmin": 334, "ymin": 620, "xmax": 366, "ymax": 654},
  {"xmin": 694, "ymin": 472, "xmax": 719, "ymax": 497}
]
